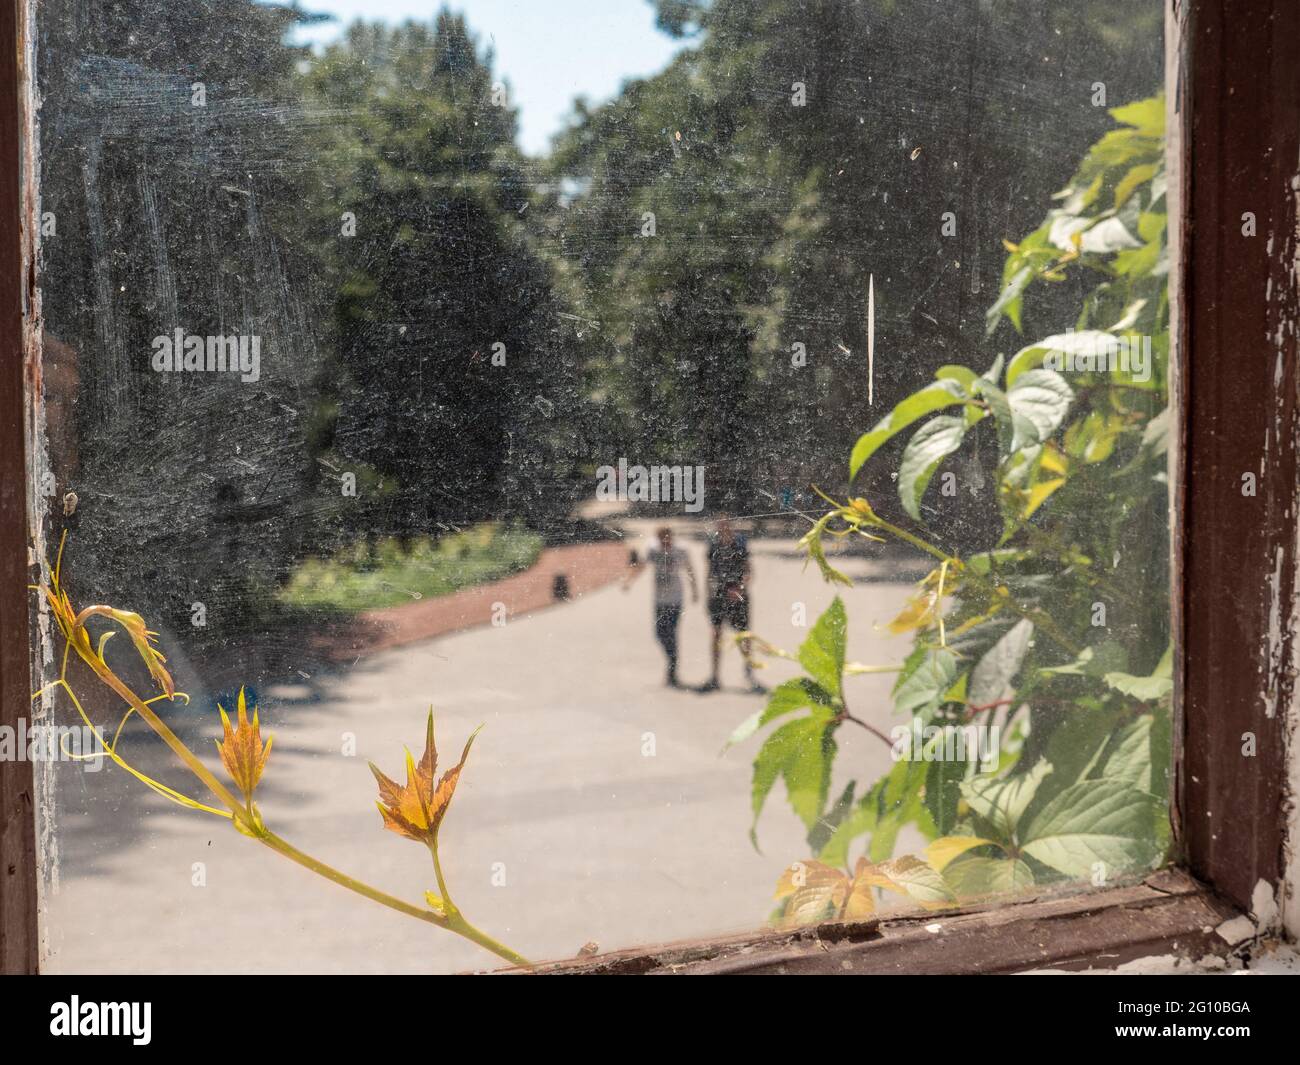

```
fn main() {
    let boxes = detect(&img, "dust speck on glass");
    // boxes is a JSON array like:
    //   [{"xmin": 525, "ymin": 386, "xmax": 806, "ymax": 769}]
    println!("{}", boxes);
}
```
[{"xmin": 30, "ymin": 0, "xmax": 1170, "ymax": 972}]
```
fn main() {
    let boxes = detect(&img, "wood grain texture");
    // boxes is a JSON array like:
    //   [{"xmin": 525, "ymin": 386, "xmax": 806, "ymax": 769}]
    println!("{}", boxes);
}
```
[
  {"xmin": 0, "ymin": 0, "xmax": 40, "ymax": 974},
  {"xmin": 520, "ymin": 871, "xmax": 1241, "ymax": 974},
  {"xmin": 1177, "ymin": 0, "xmax": 1300, "ymax": 914}
]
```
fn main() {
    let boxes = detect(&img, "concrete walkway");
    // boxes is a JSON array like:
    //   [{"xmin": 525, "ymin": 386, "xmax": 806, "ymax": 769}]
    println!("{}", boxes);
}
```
[{"xmin": 41, "ymin": 529, "xmax": 922, "ymax": 973}]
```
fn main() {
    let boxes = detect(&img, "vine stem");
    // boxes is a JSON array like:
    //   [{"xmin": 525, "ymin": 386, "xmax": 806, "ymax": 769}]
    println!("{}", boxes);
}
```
[
  {"xmin": 854, "ymin": 512, "xmax": 1083, "ymax": 657},
  {"xmin": 425, "ymin": 834, "xmax": 532, "ymax": 969},
  {"xmin": 838, "ymin": 711, "xmax": 896, "ymax": 750},
  {"xmin": 56, "ymin": 605, "xmax": 533, "ymax": 970}
]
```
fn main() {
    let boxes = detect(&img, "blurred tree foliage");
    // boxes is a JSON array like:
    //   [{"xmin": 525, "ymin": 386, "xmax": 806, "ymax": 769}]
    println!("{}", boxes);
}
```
[
  {"xmin": 302, "ymin": 14, "xmax": 588, "ymax": 542},
  {"xmin": 550, "ymin": 0, "xmax": 1161, "ymax": 518},
  {"xmin": 34, "ymin": 0, "xmax": 1163, "ymax": 652}
]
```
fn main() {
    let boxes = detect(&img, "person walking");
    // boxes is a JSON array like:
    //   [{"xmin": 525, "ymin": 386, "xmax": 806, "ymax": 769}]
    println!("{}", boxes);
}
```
[
  {"xmin": 702, "ymin": 516, "xmax": 763, "ymax": 693},
  {"xmin": 624, "ymin": 526, "xmax": 698, "ymax": 687}
]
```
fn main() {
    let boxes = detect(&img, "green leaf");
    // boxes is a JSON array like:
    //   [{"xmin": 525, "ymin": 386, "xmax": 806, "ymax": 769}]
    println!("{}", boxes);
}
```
[
  {"xmin": 935, "ymin": 365, "xmax": 979, "ymax": 392},
  {"xmin": 986, "ymin": 265, "xmax": 1032, "ymax": 335},
  {"xmin": 870, "ymin": 761, "xmax": 930, "ymax": 863},
  {"xmin": 1020, "ymin": 779, "xmax": 1164, "ymax": 879},
  {"xmin": 970, "ymin": 377, "xmax": 1036, "ymax": 461},
  {"xmin": 944, "ymin": 856, "xmax": 1035, "ymax": 898},
  {"xmin": 1113, "ymin": 162, "xmax": 1160, "ymax": 211},
  {"xmin": 798, "ymin": 597, "xmax": 848, "ymax": 701},
  {"xmin": 1007, "ymin": 330, "xmax": 1116, "ymax": 387},
  {"xmin": 1103, "ymin": 671, "xmax": 1173, "ymax": 701},
  {"xmin": 818, "ymin": 789, "xmax": 879, "ymax": 868},
  {"xmin": 1109, "ymin": 94, "xmax": 1165, "ymax": 136},
  {"xmin": 1064, "ymin": 410, "xmax": 1123, "ymax": 463},
  {"xmin": 925, "ymin": 756, "xmax": 967, "ymax": 836},
  {"xmin": 960, "ymin": 759, "xmax": 1052, "ymax": 846},
  {"xmin": 897, "ymin": 415, "xmax": 967, "ymax": 520},
  {"xmin": 799, "ymin": 513, "xmax": 854, "ymax": 587},
  {"xmin": 1041, "ymin": 641, "xmax": 1129, "ymax": 679},
  {"xmin": 1102, "ymin": 643, "xmax": 1173, "ymax": 701},
  {"xmin": 1100, "ymin": 716, "xmax": 1154, "ymax": 789},
  {"xmin": 1149, "ymin": 705, "xmax": 1172, "ymax": 801},
  {"xmin": 806, "ymin": 781, "xmax": 857, "ymax": 855},
  {"xmin": 1039, "ymin": 704, "xmax": 1125, "ymax": 800},
  {"xmin": 726, "ymin": 677, "xmax": 835, "ymax": 749},
  {"xmin": 750, "ymin": 718, "xmax": 837, "ymax": 847},
  {"xmin": 1007, "ymin": 369, "xmax": 1074, "ymax": 448},
  {"xmin": 1138, "ymin": 210, "xmax": 1167, "ymax": 243},
  {"xmin": 966, "ymin": 618, "xmax": 1034, "ymax": 709},
  {"xmin": 981, "ymin": 353, "xmax": 1005, "ymax": 385},
  {"xmin": 849, "ymin": 379, "xmax": 969, "ymax": 479},
  {"xmin": 892, "ymin": 647, "xmax": 960, "ymax": 718},
  {"xmin": 1114, "ymin": 239, "xmax": 1161, "ymax": 277},
  {"xmin": 872, "ymin": 855, "xmax": 956, "ymax": 907}
]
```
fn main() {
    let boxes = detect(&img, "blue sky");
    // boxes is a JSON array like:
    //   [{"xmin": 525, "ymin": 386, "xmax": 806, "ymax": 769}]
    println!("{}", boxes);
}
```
[{"xmin": 280, "ymin": 1, "xmax": 689, "ymax": 154}]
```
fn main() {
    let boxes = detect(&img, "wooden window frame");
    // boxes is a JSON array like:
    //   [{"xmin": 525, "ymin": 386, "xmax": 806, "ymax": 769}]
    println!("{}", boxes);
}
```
[{"xmin": 2, "ymin": 0, "xmax": 1296, "ymax": 974}]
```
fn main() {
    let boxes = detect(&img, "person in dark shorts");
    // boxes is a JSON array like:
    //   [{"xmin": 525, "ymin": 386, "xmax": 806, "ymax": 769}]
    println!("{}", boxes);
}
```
[
  {"xmin": 703, "ymin": 516, "xmax": 763, "ymax": 693},
  {"xmin": 624, "ymin": 525, "xmax": 698, "ymax": 687}
]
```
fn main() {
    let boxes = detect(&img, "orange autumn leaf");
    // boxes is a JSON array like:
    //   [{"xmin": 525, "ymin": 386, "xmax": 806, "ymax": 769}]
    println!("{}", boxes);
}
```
[
  {"xmin": 38, "ymin": 549, "xmax": 175, "ymax": 699},
  {"xmin": 774, "ymin": 859, "xmax": 879, "ymax": 925},
  {"xmin": 775, "ymin": 853, "xmax": 956, "ymax": 926},
  {"xmin": 370, "ymin": 711, "xmax": 480, "ymax": 845},
  {"xmin": 104, "ymin": 607, "xmax": 176, "ymax": 699},
  {"xmin": 216, "ymin": 687, "xmax": 272, "ymax": 804}
]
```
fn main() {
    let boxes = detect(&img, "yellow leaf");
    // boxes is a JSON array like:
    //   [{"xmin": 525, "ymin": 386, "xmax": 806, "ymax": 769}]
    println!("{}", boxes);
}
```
[
  {"xmin": 1024, "ymin": 476, "xmax": 1065, "ymax": 518},
  {"xmin": 886, "ymin": 590, "xmax": 936, "ymax": 635},
  {"xmin": 774, "ymin": 861, "xmax": 850, "ymax": 926},
  {"xmin": 216, "ymin": 687, "xmax": 272, "ymax": 805},
  {"xmin": 842, "ymin": 875, "xmax": 876, "ymax": 920},
  {"xmin": 1039, "ymin": 443, "xmax": 1068, "ymax": 475},
  {"xmin": 926, "ymin": 836, "xmax": 997, "ymax": 872},
  {"xmin": 105, "ymin": 607, "xmax": 175, "ymax": 698}
]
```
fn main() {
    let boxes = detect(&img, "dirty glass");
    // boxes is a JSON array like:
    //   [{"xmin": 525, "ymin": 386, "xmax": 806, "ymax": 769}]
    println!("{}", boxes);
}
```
[{"xmin": 29, "ymin": 0, "xmax": 1170, "ymax": 972}]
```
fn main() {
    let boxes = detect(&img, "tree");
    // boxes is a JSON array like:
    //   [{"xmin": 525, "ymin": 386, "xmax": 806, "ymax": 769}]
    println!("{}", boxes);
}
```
[
  {"xmin": 553, "ymin": 0, "xmax": 1162, "ymax": 521},
  {"xmin": 304, "ymin": 14, "xmax": 586, "ymax": 539}
]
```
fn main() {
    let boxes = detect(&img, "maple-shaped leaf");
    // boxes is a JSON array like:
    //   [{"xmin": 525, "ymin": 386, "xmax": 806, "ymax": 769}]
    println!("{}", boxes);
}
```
[
  {"xmin": 216, "ymin": 687, "xmax": 272, "ymax": 804},
  {"xmin": 370, "ymin": 711, "xmax": 480, "ymax": 845}
]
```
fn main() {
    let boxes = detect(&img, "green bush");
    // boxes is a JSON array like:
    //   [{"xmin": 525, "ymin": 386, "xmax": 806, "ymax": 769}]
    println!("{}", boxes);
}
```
[
  {"xmin": 279, "ymin": 523, "xmax": 544, "ymax": 613},
  {"xmin": 736, "ymin": 96, "xmax": 1172, "ymax": 921}
]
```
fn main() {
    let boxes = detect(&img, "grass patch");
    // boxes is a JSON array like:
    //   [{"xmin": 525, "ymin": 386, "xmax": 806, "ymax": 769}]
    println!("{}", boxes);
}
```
[{"xmin": 280, "ymin": 523, "xmax": 544, "ymax": 613}]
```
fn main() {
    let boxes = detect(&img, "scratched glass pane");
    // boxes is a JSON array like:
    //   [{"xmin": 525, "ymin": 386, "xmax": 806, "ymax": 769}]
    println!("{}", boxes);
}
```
[{"xmin": 32, "ymin": 0, "xmax": 1169, "ymax": 972}]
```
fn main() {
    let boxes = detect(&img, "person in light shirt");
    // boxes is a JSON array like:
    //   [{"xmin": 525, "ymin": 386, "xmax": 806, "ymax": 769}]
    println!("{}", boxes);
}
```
[{"xmin": 624, "ymin": 525, "xmax": 698, "ymax": 687}]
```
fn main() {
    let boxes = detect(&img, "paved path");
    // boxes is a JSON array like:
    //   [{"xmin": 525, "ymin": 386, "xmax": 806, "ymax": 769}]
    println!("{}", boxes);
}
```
[{"xmin": 42, "ymin": 528, "xmax": 921, "ymax": 973}]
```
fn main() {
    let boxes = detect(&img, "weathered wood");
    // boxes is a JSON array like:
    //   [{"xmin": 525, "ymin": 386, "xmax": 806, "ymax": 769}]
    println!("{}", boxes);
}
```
[
  {"xmin": 1175, "ymin": 0, "xmax": 1300, "ymax": 914},
  {"xmin": 518, "ymin": 871, "xmax": 1242, "ymax": 975},
  {"xmin": 0, "ymin": 0, "xmax": 40, "ymax": 975}
]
